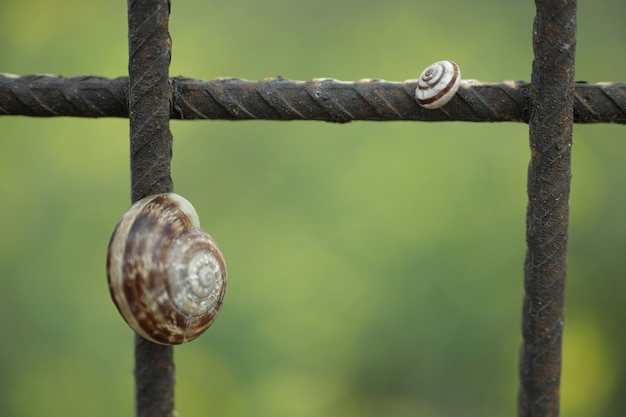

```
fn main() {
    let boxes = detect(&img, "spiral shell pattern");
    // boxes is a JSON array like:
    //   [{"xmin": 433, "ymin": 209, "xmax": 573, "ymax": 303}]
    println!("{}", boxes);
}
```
[
  {"xmin": 107, "ymin": 193, "xmax": 227, "ymax": 345},
  {"xmin": 415, "ymin": 60, "xmax": 461, "ymax": 109}
]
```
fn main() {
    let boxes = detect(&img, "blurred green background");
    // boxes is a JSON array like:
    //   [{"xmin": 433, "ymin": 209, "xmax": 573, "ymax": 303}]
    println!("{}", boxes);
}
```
[{"xmin": 1, "ymin": 0, "xmax": 625, "ymax": 416}]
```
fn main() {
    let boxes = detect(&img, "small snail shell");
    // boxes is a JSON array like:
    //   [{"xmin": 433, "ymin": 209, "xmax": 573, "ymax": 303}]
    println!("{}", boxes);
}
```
[
  {"xmin": 106, "ymin": 193, "xmax": 227, "ymax": 345},
  {"xmin": 415, "ymin": 60, "xmax": 461, "ymax": 109}
]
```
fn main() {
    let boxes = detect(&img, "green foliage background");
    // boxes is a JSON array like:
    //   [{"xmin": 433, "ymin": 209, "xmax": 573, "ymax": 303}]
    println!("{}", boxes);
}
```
[{"xmin": 1, "ymin": 1, "xmax": 625, "ymax": 416}]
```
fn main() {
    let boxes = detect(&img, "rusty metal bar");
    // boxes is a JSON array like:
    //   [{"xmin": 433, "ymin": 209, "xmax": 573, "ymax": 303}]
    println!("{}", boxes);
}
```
[
  {"xmin": 518, "ymin": 0, "xmax": 576, "ymax": 416},
  {"xmin": 128, "ymin": 0, "xmax": 174, "ymax": 202},
  {"xmin": 1, "ymin": 74, "xmax": 625, "ymax": 123},
  {"xmin": 127, "ymin": 0, "xmax": 176, "ymax": 417}
]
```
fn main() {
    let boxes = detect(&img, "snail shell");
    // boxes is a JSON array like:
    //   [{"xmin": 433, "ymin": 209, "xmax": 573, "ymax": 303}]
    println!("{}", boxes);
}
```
[
  {"xmin": 106, "ymin": 193, "xmax": 227, "ymax": 345},
  {"xmin": 415, "ymin": 60, "xmax": 461, "ymax": 109}
]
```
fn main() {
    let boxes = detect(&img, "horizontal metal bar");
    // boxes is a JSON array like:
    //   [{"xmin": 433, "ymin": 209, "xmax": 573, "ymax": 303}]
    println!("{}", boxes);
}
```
[{"xmin": 1, "ymin": 74, "xmax": 625, "ymax": 123}]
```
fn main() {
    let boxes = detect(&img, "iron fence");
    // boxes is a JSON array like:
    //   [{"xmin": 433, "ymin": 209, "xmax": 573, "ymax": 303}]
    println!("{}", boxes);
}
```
[{"xmin": 0, "ymin": 0, "xmax": 622, "ymax": 416}]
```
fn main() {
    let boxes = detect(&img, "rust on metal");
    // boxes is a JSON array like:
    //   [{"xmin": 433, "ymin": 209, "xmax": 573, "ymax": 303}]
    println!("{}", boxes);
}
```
[
  {"xmin": 127, "ymin": 0, "xmax": 176, "ymax": 417},
  {"xmin": 1, "ymin": 74, "xmax": 625, "ymax": 123},
  {"xmin": 518, "ymin": 0, "xmax": 577, "ymax": 416}
]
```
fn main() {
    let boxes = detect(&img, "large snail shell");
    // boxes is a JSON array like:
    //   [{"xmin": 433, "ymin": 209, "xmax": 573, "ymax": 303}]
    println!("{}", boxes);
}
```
[
  {"xmin": 106, "ymin": 193, "xmax": 227, "ymax": 345},
  {"xmin": 415, "ymin": 60, "xmax": 461, "ymax": 109}
]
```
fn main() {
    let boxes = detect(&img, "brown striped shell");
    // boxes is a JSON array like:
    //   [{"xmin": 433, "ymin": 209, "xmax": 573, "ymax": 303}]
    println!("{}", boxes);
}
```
[
  {"xmin": 415, "ymin": 60, "xmax": 461, "ymax": 109},
  {"xmin": 106, "ymin": 193, "xmax": 227, "ymax": 345}
]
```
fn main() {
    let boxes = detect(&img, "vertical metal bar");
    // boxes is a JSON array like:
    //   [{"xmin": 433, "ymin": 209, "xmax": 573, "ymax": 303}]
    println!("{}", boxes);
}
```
[
  {"xmin": 128, "ymin": 0, "xmax": 174, "ymax": 202},
  {"xmin": 127, "ymin": 1, "xmax": 176, "ymax": 417},
  {"xmin": 518, "ymin": 0, "xmax": 576, "ymax": 416}
]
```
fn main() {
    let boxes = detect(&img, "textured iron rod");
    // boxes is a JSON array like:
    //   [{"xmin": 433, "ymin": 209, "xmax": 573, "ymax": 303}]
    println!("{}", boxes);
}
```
[
  {"xmin": 127, "ymin": 1, "xmax": 176, "ymax": 417},
  {"xmin": 1, "ymin": 74, "xmax": 625, "ymax": 123},
  {"xmin": 518, "ymin": 0, "xmax": 576, "ymax": 416}
]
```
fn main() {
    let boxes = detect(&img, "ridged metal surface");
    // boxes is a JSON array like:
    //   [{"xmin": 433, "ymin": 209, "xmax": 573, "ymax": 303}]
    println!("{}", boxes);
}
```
[
  {"xmin": 1, "ymin": 74, "xmax": 625, "ymax": 123},
  {"xmin": 127, "ymin": 1, "xmax": 176, "ymax": 417},
  {"xmin": 518, "ymin": 0, "xmax": 577, "ymax": 416}
]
